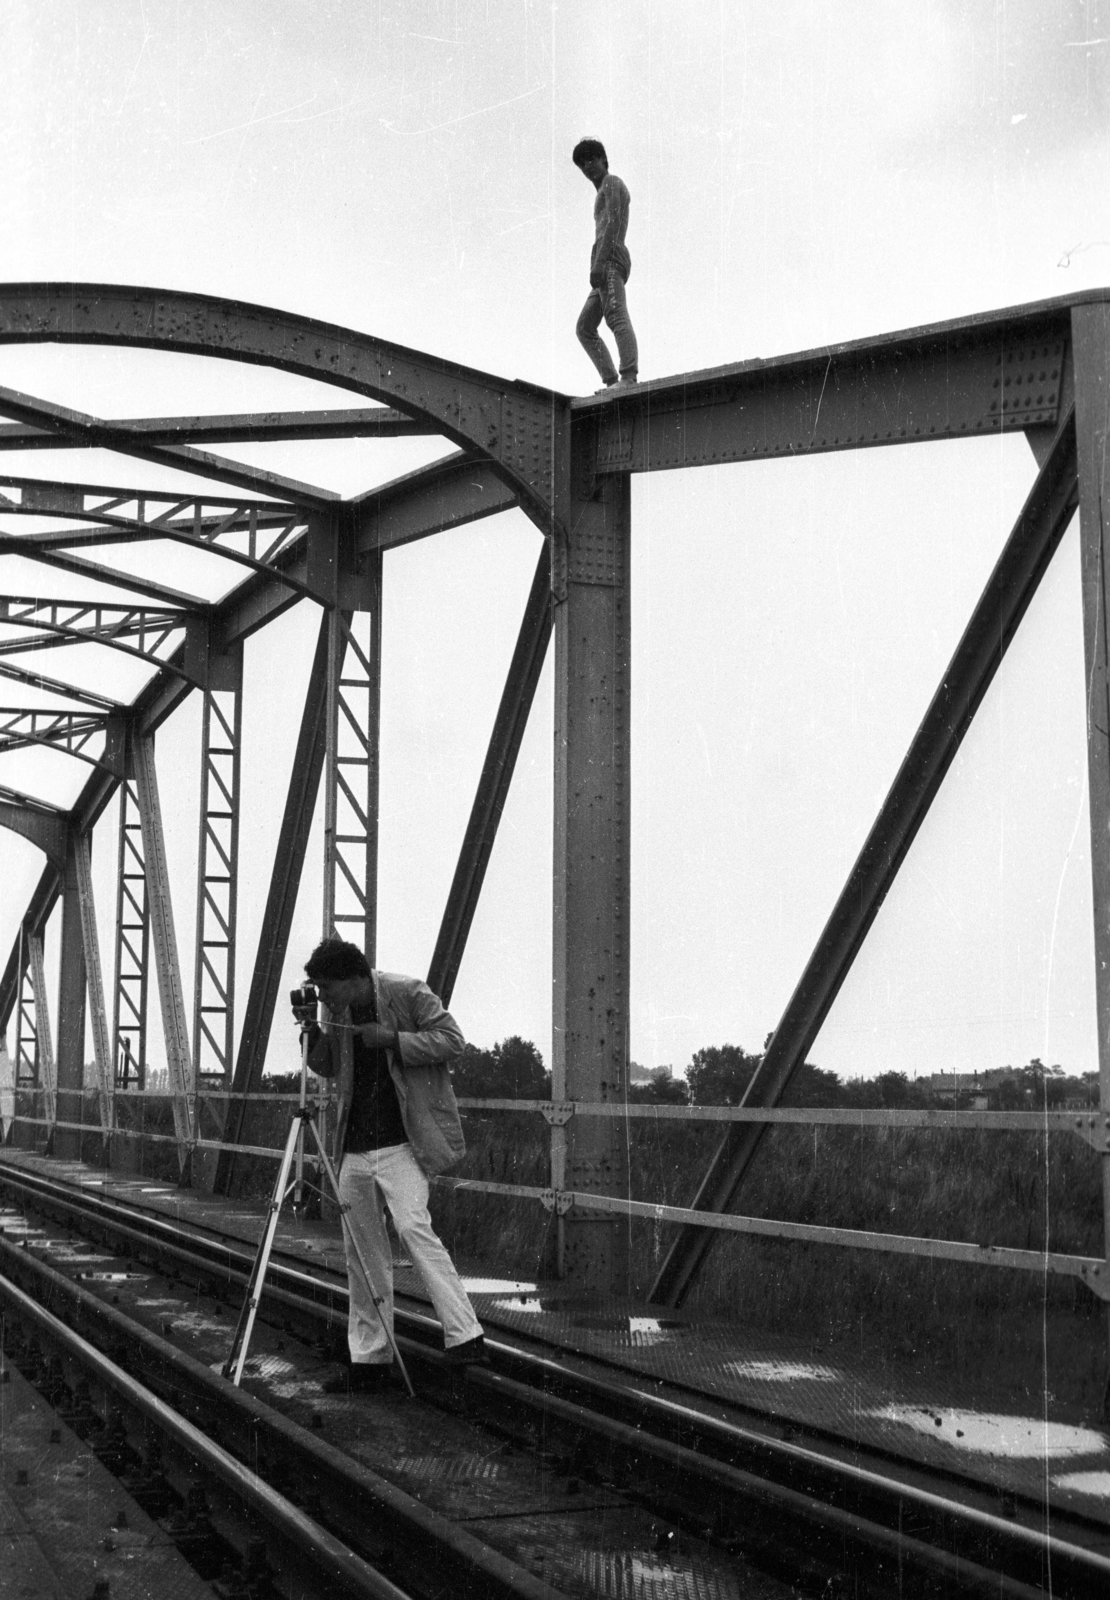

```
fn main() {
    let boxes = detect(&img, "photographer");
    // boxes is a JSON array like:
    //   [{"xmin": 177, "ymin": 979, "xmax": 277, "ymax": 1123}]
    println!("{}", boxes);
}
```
[{"xmin": 296, "ymin": 937, "xmax": 486, "ymax": 1393}]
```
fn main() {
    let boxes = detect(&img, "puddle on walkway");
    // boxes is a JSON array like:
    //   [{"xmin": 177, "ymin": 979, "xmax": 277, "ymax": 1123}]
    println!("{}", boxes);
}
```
[
  {"xmin": 566, "ymin": 1547, "xmax": 743, "ymax": 1600},
  {"xmin": 160, "ymin": 1310, "xmax": 232, "ymax": 1337},
  {"xmin": 76, "ymin": 1270, "xmax": 151, "ymax": 1283},
  {"xmin": 462, "ymin": 1278, "xmax": 538, "ymax": 1295},
  {"xmin": 725, "ymin": 1359, "xmax": 841, "ymax": 1383},
  {"xmin": 868, "ymin": 1405, "xmax": 1110, "ymax": 1459},
  {"xmin": 1052, "ymin": 1469, "xmax": 1110, "ymax": 1497}
]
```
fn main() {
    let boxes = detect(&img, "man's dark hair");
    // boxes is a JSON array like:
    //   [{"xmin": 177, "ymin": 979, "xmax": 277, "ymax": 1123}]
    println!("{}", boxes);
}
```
[
  {"xmin": 572, "ymin": 137, "xmax": 607, "ymax": 169},
  {"xmin": 305, "ymin": 937, "xmax": 370, "ymax": 982}
]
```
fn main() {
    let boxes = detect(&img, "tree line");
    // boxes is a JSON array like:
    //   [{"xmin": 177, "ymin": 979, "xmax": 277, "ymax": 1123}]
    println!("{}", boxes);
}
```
[{"xmin": 263, "ymin": 1036, "xmax": 1096, "ymax": 1109}]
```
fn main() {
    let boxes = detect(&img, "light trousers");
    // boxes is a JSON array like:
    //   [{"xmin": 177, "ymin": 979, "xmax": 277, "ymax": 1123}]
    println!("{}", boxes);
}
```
[
  {"xmin": 337, "ymin": 1142, "xmax": 482, "ymax": 1364},
  {"xmin": 576, "ymin": 263, "xmax": 639, "ymax": 385}
]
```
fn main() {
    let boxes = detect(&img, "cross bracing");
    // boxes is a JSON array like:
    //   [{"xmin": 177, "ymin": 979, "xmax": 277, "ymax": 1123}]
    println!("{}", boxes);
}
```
[{"xmin": 0, "ymin": 283, "xmax": 1105, "ymax": 1335}]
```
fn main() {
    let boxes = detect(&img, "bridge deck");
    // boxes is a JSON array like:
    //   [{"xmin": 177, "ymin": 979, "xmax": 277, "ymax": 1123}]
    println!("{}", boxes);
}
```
[{"xmin": 2, "ymin": 1147, "xmax": 1107, "ymax": 1536}]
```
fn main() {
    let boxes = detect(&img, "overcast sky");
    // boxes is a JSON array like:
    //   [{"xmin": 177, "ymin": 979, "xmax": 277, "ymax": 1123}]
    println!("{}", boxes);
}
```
[{"xmin": 2, "ymin": 1, "xmax": 1109, "ymax": 1083}]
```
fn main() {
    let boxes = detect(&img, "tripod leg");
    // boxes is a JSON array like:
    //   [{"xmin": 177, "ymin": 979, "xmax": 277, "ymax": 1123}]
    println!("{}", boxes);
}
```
[
  {"xmin": 309, "ymin": 1124, "xmax": 416, "ymax": 1398},
  {"xmin": 223, "ymin": 1113, "xmax": 303, "ymax": 1385}
]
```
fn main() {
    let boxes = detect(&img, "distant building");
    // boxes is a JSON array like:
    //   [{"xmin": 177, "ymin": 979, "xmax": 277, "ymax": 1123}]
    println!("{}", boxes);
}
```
[{"xmin": 927, "ymin": 1068, "xmax": 1022, "ymax": 1107}]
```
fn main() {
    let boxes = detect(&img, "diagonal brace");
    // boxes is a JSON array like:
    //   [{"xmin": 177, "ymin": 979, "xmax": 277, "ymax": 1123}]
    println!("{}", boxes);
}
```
[{"xmin": 650, "ymin": 412, "xmax": 1081, "ymax": 1307}]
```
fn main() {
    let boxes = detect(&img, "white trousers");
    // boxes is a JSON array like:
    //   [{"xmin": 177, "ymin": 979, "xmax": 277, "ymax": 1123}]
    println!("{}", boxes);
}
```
[{"xmin": 337, "ymin": 1143, "xmax": 482, "ymax": 1364}]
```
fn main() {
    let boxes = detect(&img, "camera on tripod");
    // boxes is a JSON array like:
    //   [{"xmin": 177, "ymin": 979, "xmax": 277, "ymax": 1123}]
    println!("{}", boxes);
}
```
[{"xmin": 290, "ymin": 983, "xmax": 319, "ymax": 1024}]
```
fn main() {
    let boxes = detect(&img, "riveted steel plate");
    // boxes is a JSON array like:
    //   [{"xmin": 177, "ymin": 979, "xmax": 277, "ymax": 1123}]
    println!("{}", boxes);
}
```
[{"xmin": 592, "ymin": 318, "xmax": 1068, "ymax": 475}]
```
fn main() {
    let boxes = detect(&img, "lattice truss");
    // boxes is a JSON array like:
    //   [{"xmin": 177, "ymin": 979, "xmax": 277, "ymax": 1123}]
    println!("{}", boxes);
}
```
[
  {"xmin": 0, "ymin": 286, "xmax": 558, "ymax": 1181},
  {"xmin": 0, "ymin": 282, "xmax": 1105, "ymax": 1319}
]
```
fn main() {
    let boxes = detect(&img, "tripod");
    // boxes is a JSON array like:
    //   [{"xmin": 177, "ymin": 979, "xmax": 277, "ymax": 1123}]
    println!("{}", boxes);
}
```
[{"xmin": 222, "ymin": 1027, "xmax": 414, "ymax": 1396}]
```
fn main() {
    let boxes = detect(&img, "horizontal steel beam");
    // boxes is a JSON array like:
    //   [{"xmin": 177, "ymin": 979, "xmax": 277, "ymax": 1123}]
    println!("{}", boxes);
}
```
[
  {"xmin": 0, "ymin": 405, "xmax": 434, "ymax": 450},
  {"xmin": 0, "ymin": 472, "xmax": 289, "ymax": 514},
  {"xmin": 0, "ymin": 658, "xmax": 122, "ymax": 710},
  {"xmin": 574, "ymin": 299, "xmax": 1093, "ymax": 476},
  {"xmin": 0, "ymin": 537, "xmax": 212, "ymax": 608},
  {"xmin": 352, "ymin": 452, "xmax": 519, "ymax": 552},
  {"xmin": 649, "ymin": 411, "xmax": 1081, "ymax": 1307},
  {"xmin": 0, "ymin": 383, "xmax": 339, "ymax": 510}
]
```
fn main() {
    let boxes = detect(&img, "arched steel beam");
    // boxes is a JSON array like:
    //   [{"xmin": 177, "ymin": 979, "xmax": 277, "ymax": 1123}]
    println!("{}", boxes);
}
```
[
  {"xmin": 0, "ymin": 795, "xmax": 67, "ymax": 867},
  {"xmin": 0, "ymin": 286, "xmax": 568, "ymax": 535}
]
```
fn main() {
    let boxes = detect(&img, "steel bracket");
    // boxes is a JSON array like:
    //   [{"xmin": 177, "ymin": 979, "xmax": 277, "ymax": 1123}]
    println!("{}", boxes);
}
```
[
  {"xmin": 1068, "ymin": 1115, "xmax": 1110, "ymax": 1154},
  {"xmin": 1079, "ymin": 1260, "xmax": 1110, "ymax": 1303},
  {"xmin": 540, "ymin": 1188, "xmax": 574, "ymax": 1215},
  {"xmin": 539, "ymin": 1102, "xmax": 575, "ymax": 1126}
]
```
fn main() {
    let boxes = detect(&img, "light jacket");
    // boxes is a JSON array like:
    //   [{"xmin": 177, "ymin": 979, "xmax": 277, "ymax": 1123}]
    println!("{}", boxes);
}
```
[{"xmin": 306, "ymin": 970, "xmax": 466, "ymax": 1175}]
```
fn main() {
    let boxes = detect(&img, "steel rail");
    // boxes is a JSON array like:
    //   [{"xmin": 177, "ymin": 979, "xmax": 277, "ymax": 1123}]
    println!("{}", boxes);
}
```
[
  {"xmin": 2, "ymin": 1159, "xmax": 1107, "ymax": 1598},
  {"xmin": 473, "ymin": 1367, "xmax": 1050, "ymax": 1600},
  {"xmin": 0, "ymin": 1263, "xmax": 411, "ymax": 1600},
  {"xmin": 0, "ymin": 1228, "xmax": 576, "ymax": 1600},
  {"xmin": 0, "ymin": 1248, "xmax": 1043, "ymax": 1600}
]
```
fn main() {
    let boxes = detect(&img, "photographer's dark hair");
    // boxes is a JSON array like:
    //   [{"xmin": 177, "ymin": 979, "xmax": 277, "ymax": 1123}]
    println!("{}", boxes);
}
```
[
  {"xmin": 305, "ymin": 937, "xmax": 370, "ymax": 982},
  {"xmin": 572, "ymin": 137, "xmax": 607, "ymax": 169}
]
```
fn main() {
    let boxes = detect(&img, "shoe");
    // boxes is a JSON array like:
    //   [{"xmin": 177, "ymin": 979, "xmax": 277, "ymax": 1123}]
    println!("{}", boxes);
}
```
[
  {"xmin": 321, "ymin": 1363, "xmax": 394, "ymax": 1394},
  {"xmin": 443, "ymin": 1335, "xmax": 490, "ymax": 1366}
]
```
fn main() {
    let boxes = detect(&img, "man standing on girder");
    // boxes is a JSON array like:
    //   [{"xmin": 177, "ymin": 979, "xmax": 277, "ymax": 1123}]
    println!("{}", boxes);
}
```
[
  {"xmin": 299, "ymin": 937, "xmax": 487, "ymax": 1392},
  {"xmin": 573, "ymin": 137, "xmax": 639, "ymax": 390}
]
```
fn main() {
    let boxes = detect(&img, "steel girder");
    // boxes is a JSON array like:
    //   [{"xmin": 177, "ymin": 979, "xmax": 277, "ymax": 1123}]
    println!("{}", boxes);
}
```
[
  {"xmin": 1072, "ymin": 303, "xmax": 1110, "ymax": 1316},
  {"xmin": 577, "ymin": 299, "xmax": 1072, "ymax": 477}
]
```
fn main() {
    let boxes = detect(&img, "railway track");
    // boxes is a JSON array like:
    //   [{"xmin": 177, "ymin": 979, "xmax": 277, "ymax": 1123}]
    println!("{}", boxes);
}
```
[{"xmin": 1, "ymin": 1157, "xmax": 1108, "ymax": 1599}]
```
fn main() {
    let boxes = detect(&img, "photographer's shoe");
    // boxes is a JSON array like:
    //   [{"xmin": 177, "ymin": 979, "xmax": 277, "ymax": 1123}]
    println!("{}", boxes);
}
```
[
  {"xmin": 322, "ymin": 1363, "xmax": 394, "ymax": 1394},
  {"xmin": 443, "ymin": 1336, "xmax": 489, "ymax": 1366}
]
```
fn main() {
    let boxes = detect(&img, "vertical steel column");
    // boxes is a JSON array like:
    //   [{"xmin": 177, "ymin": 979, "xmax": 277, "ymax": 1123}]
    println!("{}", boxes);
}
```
[
  {"xmin": 213, "ymin": 614, "xmax": 332, "ymax": 1196},
  {"xmin": 13, "ymin": 927, "xmax": 37, "ymax": 1088},
  {"xmin": 54, "ymin": 834, "xmax": 88, "ymax": 1159},
  {"xmin": 552, "ymin": 467, "xmax": 631, "ymax": 1294},
  {"xmin": 112, "ymin": 774, "xmax": 150, "ymax": 1089},
  {"xmin": 1072, "ymin": 301, "xmax": 1110, "ymax": 1393},
  {"xmin": 192, "ymin": 666, "xmax": 243, "ymax": 1087},
  {"xmin": 321, "ymin": 576, "xmax": 381, "ymax": 957},
  {"xmin": 27, "ymin": 934, "xmax": 55, "ymax": 1139},
  {"xmin": 74, "ymin": 832, "xmax": 113, "ymax": 1141},
  {"xmin": 132, "ymin": 731, "xmax": 194, "ymax": 1172}
]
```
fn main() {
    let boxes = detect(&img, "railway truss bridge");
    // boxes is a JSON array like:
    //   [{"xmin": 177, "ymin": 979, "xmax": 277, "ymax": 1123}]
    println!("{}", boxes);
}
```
[{"xmin": 0, "ymin": 282, "xmax": 1108, "ymax": 1362}]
